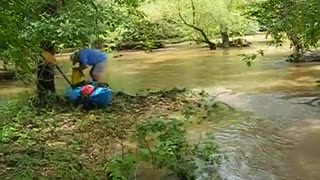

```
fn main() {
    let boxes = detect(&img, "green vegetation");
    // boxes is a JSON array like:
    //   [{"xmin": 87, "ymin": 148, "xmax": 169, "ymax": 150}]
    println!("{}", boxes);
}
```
[
  {"xmin": 106, "ymin": 118, "xmax": 222, "ymax": 180},
  {"xmin": 141, "ymin": 0, "xmax": 259, "ymax": 49},
  {"xmin": 248, "ymin": 0, "xmax": 320, "ymax": 62},
  {"xmin": 1, "ymin": 0, "xmax": 320, "ymax": 179},
  {"xmin": 0, "ymin": 0, "xmax": 261, "ymax": 75},
  {"xmin": 1, "ymin": 0, "xmax": 319, "ymax": 74},
  {"xmin": 1, "ymin": 0, "xmax": 320, "ymax": 75},
  {"xmin": 0, "ymin": 89, "xmax": 232, "ymax": 179},
  {"xmin": 1, "ymin": 0, "xmax": 147, "ymax": 73}
]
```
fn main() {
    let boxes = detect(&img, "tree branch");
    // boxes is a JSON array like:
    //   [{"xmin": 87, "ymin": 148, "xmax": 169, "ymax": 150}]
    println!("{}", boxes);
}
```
[
  {"xmin": 190, "ymin": 0, "xmax": 195, "ymax": 25},
  {"xmin": 178, "ymin": 11, "xmax": 216, "ymax": 50}
]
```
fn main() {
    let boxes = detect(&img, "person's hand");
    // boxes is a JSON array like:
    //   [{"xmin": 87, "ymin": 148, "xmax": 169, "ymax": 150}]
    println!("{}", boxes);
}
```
[{"xmin": 72, "ymin": 67, "xmax": 85, "ymax": 76}]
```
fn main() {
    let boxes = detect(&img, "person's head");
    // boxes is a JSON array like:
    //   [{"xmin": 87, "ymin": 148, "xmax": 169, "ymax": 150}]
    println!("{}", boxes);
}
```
[
  {"xmin": 41, "ymin": 41, "xmax": 56, "ymax": 55},
  {"xmin": 70, "ymin": 51, "xmax": 80, "ymax": 65}
]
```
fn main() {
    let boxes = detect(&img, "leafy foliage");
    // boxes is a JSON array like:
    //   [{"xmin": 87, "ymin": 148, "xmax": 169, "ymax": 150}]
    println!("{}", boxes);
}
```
[
  {"xmin": 247, "ymin": 0, "xmax": 320, "ymax": 61},
  {"xmin": 106, "ymin": 118, "xmax": 222, "ymax": 180},
  {"xmin": 141, "ymin": 0, "xmax": 259, "ymax": 43},
  {"xmin": 0, "ymin": 0, "xmax": 161, "ymax": 74},
  {"xmin": 0, "ymin": 0, "xmax": 265, "ymax": 76},
  {"xmin": 0, "ymin": 0, "xmax": 108, "ymax": 74},
  {"xmin": 106, "ymin": 153, "xmax": 137, "ymax": 180},
  {"xmin": 239, "ymin": 49, "xmax": 264, "ymax": 67}
]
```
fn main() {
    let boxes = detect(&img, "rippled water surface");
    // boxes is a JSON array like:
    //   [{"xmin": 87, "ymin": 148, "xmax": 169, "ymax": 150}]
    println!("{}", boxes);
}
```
[{"xmin": 206, "ymin": 90, "xmax": 320, "ymax": 180}]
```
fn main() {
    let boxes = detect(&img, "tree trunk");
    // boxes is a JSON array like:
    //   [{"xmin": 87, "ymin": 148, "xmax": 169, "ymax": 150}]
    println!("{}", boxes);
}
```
[
  {"xmin": 288, "ymin": 35, "xmax": 304, "ymax": 62},
  {"xmin": 292, "ymin": 45, "xmax": 303, "ymax": 62},
  {"xmin": 220, "ymin": 25, "xmax": 230, "ymax": 48},
  {"xmin": 190, "ymin": 0, "xmax": 196, "ymax": 25},
  {"xmin": 208, "ymin": 41, "xmax": 216, "ymax": 50},
  {"xmin": 220, "ymin": 32, "xmax": 230, "ymax": 48}
]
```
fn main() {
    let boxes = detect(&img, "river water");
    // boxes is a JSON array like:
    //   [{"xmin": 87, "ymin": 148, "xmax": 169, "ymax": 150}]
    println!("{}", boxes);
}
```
[
  {"xmin": 3, "ymin": 34, "xmax": 320, "ymax": 179},
  {"xmin": 101, "ymin": 35, "xmax": 319, "ymax": 180}
]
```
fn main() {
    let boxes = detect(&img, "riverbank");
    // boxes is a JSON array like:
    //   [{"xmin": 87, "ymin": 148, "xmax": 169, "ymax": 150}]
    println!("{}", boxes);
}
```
[
  {"xmin": 0, "ymin": 88, "xmax": 229, "ymax": 179},
  {"xmin": 2, "ymin": 34, "xmax": 320, "ymax": 96}
]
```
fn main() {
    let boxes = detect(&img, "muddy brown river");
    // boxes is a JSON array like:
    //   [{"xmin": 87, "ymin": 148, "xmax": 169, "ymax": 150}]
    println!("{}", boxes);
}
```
[{"xmin": 2, "ymin": 34, "xmax": 320, "ymax": 179}]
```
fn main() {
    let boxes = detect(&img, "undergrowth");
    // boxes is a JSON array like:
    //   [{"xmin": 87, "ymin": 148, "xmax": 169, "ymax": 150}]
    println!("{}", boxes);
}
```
[
  {"xmin": 106, "ymin": 118, "xmax": 223, "ymax": 180},
  {"xmin": 0, "ymin": 88, "xmax": 232, "ymax": 179}
]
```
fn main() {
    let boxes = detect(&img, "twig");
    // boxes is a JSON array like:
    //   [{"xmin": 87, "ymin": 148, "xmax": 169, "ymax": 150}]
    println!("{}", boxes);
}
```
[
  {"xmin": 134, "ymin": 148, "xmax": 138, "ymax": 180},
  {"xmin": 121, "ymin": 139, "xmax": 124, "ymax": 158},
  {"xmin": 142, "ymin": 138, "xmax": 156, "ymax": 171},
  {"xmin": 190, "ymin": 0, "xmax": 196, "ymax": 25}
]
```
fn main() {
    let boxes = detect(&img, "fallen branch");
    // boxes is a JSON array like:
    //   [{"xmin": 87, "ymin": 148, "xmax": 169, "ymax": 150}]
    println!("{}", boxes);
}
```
[{"xmin": 296, "ymin": 97, "xmax": 320, "ymax": 107}]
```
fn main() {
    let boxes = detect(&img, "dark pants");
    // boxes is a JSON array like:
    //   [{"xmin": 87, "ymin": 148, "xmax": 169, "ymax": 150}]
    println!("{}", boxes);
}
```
[
  {"xmin": 89, "ymin": 66, "xmax": 96, "ymax": 81},
  {"xmin": 37, "ymin": 63, "xmax": 55, "ymax": 103}
]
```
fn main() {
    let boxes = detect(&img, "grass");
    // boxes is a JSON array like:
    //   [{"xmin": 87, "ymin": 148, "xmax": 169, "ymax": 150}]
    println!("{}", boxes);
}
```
[{"xmin": 0, "ymin": 88, "xmax": 231, "ymax": 179}]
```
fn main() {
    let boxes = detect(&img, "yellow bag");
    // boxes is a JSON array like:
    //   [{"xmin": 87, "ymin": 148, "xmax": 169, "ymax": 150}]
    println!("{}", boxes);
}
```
[
  {"xmin": 41, "ymin": 51, "xmax": 57, "ymax": 65},
  {"xmin": 71, "ymin": 68, "xmax": 84, "ymax": 85}
]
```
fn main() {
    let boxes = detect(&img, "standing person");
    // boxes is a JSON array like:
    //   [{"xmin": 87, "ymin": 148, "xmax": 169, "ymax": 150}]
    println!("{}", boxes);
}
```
[
  {"xmin": 37, "ymin": 42, "xmax": 57, "ymax": 103},
  {"xmin": 70, "ymin": 48, "xmax": 108, "ymax": 82}
]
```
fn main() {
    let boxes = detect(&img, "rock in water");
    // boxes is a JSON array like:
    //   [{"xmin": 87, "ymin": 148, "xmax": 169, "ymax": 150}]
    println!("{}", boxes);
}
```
[
  {"xmin": 285, "ymin": 52, "xmax": 320, "ymax": 63},
  {"xmin": 303, "ymin": 52, "xmax": 320, "ymax": 62},
  {"xmin": 217, "ymin": 38, "xmax": 252, "ymax": 48}
]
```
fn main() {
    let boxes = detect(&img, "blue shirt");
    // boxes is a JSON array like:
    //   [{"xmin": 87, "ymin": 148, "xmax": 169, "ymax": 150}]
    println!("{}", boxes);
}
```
[{"xmin": 79, "ymin": 48, "xmax": 107, "ymax": 66}]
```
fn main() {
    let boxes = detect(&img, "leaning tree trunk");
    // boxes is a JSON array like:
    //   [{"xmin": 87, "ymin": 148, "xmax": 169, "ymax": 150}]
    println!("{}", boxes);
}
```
[
  {"xmin": 178, "ymin": 12, "xmax": 216, "ymax": 50},
  {"xmin": 178, "ymin": 0, "xmax": 216, "ymax": 50}
]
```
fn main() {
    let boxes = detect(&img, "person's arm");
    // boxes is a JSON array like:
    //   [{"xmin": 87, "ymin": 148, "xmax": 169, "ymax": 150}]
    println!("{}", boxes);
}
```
[
  {"xmin": 41, "ymin": 51, "xmax": 57, "ymax": 65},
  {"xmin": 78, "ymin": 50, "xmax": 89, "ymax": 70},
  {"xmin": 78, "ymin": 63, "xmax": 88, "ymax": 71}
]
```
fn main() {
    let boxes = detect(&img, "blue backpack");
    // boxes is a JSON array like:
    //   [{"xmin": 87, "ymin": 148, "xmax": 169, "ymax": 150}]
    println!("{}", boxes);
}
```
[{"xmin": 65, "ymin": 81, "xmax": 112, "ymax": 107}]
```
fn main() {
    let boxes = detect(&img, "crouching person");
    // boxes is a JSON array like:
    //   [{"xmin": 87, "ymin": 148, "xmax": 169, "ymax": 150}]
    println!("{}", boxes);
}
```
[{"xmin": 70, "ymin": 48, "xmax": 108, "ymax": 82}]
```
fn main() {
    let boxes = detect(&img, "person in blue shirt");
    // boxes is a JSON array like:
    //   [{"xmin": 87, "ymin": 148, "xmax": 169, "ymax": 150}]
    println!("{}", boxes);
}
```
[{"xmin": 70, "ymin": 48, "xmax": 108, "ymax": 82}]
